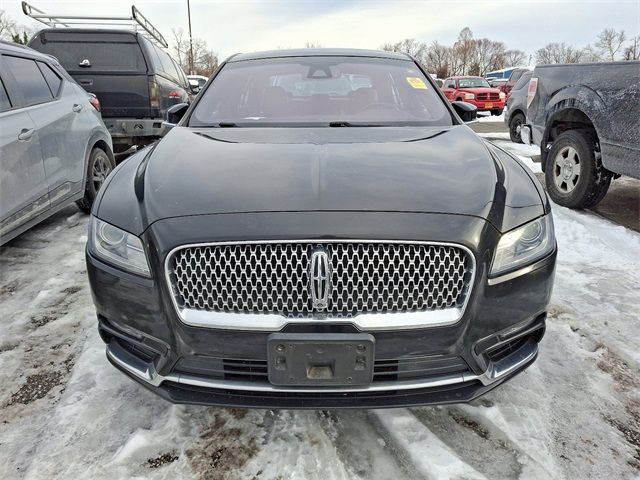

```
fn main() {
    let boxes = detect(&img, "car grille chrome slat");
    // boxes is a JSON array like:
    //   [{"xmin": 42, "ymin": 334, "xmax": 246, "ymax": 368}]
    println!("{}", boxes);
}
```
[{"xmin": 167, "ymin": 241, "xmax": 473, "ymax": 319}]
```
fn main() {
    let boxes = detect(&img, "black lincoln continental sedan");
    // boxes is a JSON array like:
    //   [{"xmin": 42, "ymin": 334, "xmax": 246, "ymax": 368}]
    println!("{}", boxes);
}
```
[{"xmin": 86, "ymin": 49, "xmax": 556, "ymax": 408}]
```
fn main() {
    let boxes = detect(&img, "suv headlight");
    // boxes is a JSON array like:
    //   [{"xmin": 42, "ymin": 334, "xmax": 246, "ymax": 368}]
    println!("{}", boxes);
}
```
[
  {"xmin": 490, "ymin": 215, "xmax": 555, "ymax": 276},
  {"xmin": 88, "ymin": 217, "xmax": 151, "ymax": 277},
  {"xmin": 464, "ymin": 93, "xmax": 475, "ymax": 100}
]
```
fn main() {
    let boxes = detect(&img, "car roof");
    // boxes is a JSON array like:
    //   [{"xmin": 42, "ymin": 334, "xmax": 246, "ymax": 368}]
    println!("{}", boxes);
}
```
[
  {"xmin": 228, "ymin": 48, "xmax": 412, "ymax": 62},
  {"xmin": 448, "ymin": 76, "xmax": 484, "ymax": 80},
  {"xmin": 0, "ymin": 40, "xmax": 57, "ymax": 61}
]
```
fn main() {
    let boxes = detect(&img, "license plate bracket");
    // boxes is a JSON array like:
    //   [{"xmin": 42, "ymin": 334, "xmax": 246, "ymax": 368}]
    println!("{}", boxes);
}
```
[
  {"xmin": 485, "ymin": 102, "xmax": 494, "ymax": 108},
  {"xmin": 267, "ymin": 333, "xmax": 375, "ymax": 386}
]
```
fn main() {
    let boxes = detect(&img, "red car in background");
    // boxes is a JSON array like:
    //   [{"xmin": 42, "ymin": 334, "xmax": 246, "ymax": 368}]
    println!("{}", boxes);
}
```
[{"xmin": 442, "ymin": 76, "xmax": 505, "ymax": 115}]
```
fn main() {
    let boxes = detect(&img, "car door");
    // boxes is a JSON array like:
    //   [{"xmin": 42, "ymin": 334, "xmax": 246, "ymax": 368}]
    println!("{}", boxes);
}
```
[
  {"xmin": 442, "ymin": 79, "xmax": 457, "ymax": 101},
  {"xmin": 0, "ymin": 56, "xmax": 49, "ymax": 239},
  {"xmin": 27, "ymin": 59, "xmax": 87, "ymax": 204}
]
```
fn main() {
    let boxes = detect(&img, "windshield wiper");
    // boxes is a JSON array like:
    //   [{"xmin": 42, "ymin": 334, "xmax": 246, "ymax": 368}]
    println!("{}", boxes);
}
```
[{"xmin": 328, "ymin": 121, "xmax": 385, "ymax": 127}]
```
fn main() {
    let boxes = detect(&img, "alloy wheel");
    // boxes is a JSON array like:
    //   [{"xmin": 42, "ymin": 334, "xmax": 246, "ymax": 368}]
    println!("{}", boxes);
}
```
[
  {"xmin": 92, "ymin": 153, "xmax": 112, "ymax": 193},
  {"xmin": 553, "ymin": 146, "xmax": 581, "ymax": 193}
]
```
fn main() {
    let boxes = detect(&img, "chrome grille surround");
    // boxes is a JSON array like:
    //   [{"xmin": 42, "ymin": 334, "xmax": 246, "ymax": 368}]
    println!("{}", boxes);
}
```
[{"xmin": 165, "ymin": 240, "xmax": 476, "ymax": 331}]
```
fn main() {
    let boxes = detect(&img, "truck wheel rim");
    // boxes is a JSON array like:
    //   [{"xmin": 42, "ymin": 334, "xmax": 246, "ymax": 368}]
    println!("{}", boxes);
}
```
[
  {"xmin": 92, "ymin": 154, "xmax": 111, "ymax": 192},
  {"xmin": 511, "ymin": 119, "xmax": 522, "ymax": 138},
  {"xmin": 553, "ymin": 146, "xmax": 581, "ymax": 193}
]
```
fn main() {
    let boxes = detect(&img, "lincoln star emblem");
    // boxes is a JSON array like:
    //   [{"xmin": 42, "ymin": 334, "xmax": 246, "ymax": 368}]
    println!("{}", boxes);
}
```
[{"xmin": 309, "ymin": 248, "xmax": 331, "ymax": 310}]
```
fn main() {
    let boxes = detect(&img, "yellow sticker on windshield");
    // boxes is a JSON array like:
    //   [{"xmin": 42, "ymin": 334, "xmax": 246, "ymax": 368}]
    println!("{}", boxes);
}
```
[{"xmin": 406, "ymin": 77, "xmax": 428, "ymax": 89}]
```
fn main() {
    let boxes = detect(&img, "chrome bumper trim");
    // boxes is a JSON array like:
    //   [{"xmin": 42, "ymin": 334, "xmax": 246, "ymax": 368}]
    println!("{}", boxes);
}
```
[
  {"xmin": 178, "ymin": 307, "xmax": 463, "ymax": 332},
  {"xmin": 106, "ymin": 339, "xmax": 537, "ymax": 393}
]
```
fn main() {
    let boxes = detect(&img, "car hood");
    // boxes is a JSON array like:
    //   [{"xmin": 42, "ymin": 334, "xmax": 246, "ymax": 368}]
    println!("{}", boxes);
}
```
[
  {"xmin": 461, "ymin": 87, "xmax": 501, "ymax": 94},
  {"xmin": 97, "ymin": 125, "xmax": 545, "ymax": 234}
]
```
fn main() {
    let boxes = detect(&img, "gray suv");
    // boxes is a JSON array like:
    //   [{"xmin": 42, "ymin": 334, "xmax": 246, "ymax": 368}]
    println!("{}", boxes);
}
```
[{"xmin": 0, "ymin": 41, "xmax": 114, "ymax": 245}]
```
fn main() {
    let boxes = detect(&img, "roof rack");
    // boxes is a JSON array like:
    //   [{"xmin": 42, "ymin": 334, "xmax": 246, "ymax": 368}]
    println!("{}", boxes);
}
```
[{"xmin": 21, "ymin": 1, "xmax": 169, "ymax": 48}]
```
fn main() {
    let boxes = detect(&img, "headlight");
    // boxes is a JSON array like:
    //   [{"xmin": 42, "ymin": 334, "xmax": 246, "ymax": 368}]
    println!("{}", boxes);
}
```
[
  {"xmin": 490, "ymin": 215, "xmax": 555, "ymax": 276},
  {"xmin": 499, "ymin": 92, "xmax": 506, "ymax": 100},
  {"xmin": 464, "ymin": 93, "xmax": 475, "ymax": 100},
  {"xmin": 88, "ymin": 217, "xmax": 151, "ymax": 276}
]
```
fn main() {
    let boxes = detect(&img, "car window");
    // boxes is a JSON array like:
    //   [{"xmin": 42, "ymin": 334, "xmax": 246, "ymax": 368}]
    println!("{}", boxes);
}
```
[
  {"xmin": 458, "ymin": 77, "xmax": 491, "ymax": 88},
  {"xmin": 513, "ymin": 72, "xmax": 532, "ymax": 91},
  {"xmin": 4, "ymin": 55, "xmax": 53, "ymax": 106},
  {"xmin": 37, "ymin": 61, "xmax": 63, "ymax": 97},
  {"xmin": 509, "ymin": 71, "xmax": 522, "ymax": 84},
  {"xmin": 32, "ymin": 31, "xmax": 146, "ymax": 72},
  {"xmin": 155, "ymin": 48, "xmax": 179, "ymax": 81},
  {"xmin": 0, "ymin": 77, "xmax": 11, "ymax": 112},
  {"xmin": 444, "ymin": 80, "xmax": 455, "ymax": 88},
  {"xmin": 190, "ymin": 56, "xmax": 453, "ymax": 127},
  {"xmin": 172, "ymin": 59, "xmax": 189, "ymax": 88}
]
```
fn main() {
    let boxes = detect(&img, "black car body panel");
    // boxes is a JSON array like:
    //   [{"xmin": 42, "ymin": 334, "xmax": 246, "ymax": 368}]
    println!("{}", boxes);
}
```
[
  {"xmin": 87, "ymin": 49, "xmax": 556, "ymax": 408},
  {"xmin": 525, "ymin": 61, "xmax": 640, "ymax": 179},
  {"xmin": 95, "ymin": 126, "xmax": 545, "ymax": 235}
]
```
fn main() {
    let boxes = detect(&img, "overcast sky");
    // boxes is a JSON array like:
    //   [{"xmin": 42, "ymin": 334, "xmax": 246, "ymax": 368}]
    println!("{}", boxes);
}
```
[{"xmin": 3, "ymin": 0, "xmax": 639, "ymax": 61}]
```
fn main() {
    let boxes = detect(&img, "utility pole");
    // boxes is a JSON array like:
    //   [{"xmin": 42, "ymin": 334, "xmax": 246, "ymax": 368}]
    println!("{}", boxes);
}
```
[{"xmin": 187, "ymin": 0, "xmax": 194, "ymax": 74}]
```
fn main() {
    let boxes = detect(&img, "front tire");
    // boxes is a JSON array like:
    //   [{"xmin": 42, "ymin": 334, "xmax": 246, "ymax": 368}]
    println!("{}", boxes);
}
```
[
  {"xmin": 544, "ymin": 130, "xmax": 611, "ymax": 209},
  {"xmin": 491, "ymin": 108, "xmax": 503, "ymax": 116},
  {"xmin": 509, "ymin": 112, "xmax": 525, "ymax": 143},
  {"xmin": 76, "ymin": 147, "xmax": 115, "ymax": 213}
]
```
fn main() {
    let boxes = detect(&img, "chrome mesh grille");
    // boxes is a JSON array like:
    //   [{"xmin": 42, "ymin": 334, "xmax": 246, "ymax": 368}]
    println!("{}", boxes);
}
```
[{"xmin": 168, "ymin": 242, "xmax": 473, "ymax": 317}]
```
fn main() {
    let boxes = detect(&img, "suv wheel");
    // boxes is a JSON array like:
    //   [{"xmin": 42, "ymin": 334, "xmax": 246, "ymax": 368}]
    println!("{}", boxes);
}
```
[
  {"xmin": 76, "ymin": 147, "xmax": 115, "ymax": 213},
  {"xmin": 544, "ymin": 130, "xmax": 611, "ymax": 209},
  {"xmin": 509, "ymin": 112, "xmax": 525, "ymax": 143},
  {"xmin": 491, "ymin": 108, "xmax": 503, "ymax": 116}
]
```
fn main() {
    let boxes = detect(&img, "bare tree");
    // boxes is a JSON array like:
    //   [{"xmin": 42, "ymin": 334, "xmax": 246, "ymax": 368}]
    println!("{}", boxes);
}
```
[
  {"xmin": 535, "ymin": 43, "xmax": 584, "ymax": 64},
  {"xmin": 0, "ymin": 10, "xmax": 16, "ymax": 40},
  {"xmin": 0, "ymin": 10, "xmax": 34, "ymax": 43},
  {"xmin": 595, "ymin": 28, "xmax": 626, "ymax": 61},
  {"xmin": 381, "ymin": 38, "xmax": 428, "ymax": 65},
  {"xmin": 172, "ymin": 28, "xmax": 218, "ymax": 76},
  {"xmin": 304, "ymin": 42, "xmax": 323, "ymax": 48},
  {"xmin": 504, "ymin": 49, "xmax": 526, "ymax": 67},
  {"xmin": 451, "ymin": 27, "xmax": 475, "ymax": 75},
  {"xmin": 425, "ymin": 41, "xmax": 452, "ymax": 78},
  {"xmin": 472, "ymin": 38, "xmax": 506, "ymax": 75},
  {"xmin": 623, "ymin": 35, "xmax": 639, "ymax": 60}
]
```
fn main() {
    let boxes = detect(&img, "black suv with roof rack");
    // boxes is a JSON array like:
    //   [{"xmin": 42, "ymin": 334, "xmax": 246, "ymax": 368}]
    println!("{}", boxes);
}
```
[{"xmin": 25, "ymin": 3, "xmax": 191, "ymax": 153}]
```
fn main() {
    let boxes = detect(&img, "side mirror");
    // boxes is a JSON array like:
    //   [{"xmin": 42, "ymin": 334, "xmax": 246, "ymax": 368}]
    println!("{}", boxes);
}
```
[
  {"xmin": 451, "ymin": 101, "xmax": 478, "ymax": 123},
  {"xmin": 162, "ymin": 102, "xmax": 189, "ymax": 133},
  {"xmin": 189, "ymin": 84, "xmax": 200, "ymax": 95}
]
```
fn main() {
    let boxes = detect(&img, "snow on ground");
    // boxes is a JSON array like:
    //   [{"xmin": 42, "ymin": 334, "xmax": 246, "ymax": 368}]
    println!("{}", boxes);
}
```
[
  {"xmin": 1, "ymin": 136, "xmax": 639, "ymax": 479},
  {"xmin": 477, "ymin": 112, "xmax": 505, "ymax": 123}
]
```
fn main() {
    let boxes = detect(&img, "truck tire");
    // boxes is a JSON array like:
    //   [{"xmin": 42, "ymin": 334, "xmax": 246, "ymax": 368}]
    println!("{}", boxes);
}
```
[
  {"xmin": 76, "ymin": 147, "xmax": 115, "ymax": 213},
  {"xmin": 544, "ymin": 130, "xmax": 611, "ymax": 209},
  {"xmin": 508, "ymin": 112, "xmax": 525, "ymax": 143},
  {"xmin": 491, "ymin": 108, "xmax": 503, "ymax": 116}
]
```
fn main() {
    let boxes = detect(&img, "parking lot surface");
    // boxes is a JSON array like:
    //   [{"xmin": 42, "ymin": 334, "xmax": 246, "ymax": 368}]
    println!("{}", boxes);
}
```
[{"xmin": 1, "ymin": 133, "xmax": 639, "ymax": 479}]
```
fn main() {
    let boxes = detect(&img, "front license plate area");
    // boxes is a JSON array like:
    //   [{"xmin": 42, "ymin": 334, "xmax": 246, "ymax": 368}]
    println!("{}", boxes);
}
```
[
  {"xmin": 267, "ymin": 333, "xmax": 375, "ymax": 386},
  {"xmin": 485, "ymin": 102, "xmax": 494, "ymax": 108}
]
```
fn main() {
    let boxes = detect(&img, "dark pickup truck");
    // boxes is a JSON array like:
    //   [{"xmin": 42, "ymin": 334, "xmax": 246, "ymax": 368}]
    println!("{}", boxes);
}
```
[
  {"xmin": 522, "ymin": 61, "xmax": 640, "ymax": 208},
  {"xmin": 28, "ymin": 29, "xmax": 191, "ymax": 153}
]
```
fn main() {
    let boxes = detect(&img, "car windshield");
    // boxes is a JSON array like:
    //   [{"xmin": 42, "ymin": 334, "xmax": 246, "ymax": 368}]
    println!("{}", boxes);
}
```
[
  {"xmin": 458, "ymin": 78, "xmax": 491, "ymax": 88},
  {"xmin": 189, "ymin": 56, "xmax": 452, "ymax": 127}
]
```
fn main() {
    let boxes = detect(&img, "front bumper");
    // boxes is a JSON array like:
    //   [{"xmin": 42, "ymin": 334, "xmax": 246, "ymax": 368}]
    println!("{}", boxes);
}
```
[
  {"xmin": 466, "ymin": 99, "xmax": 505, "ymax": 111},
  {"xmin": 87, "ymin": 211, "xmax": 556, "ymax": 408},
  {"xmin": 103, "ymin": 319, "xmax": 542, "ymax": 408}
]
